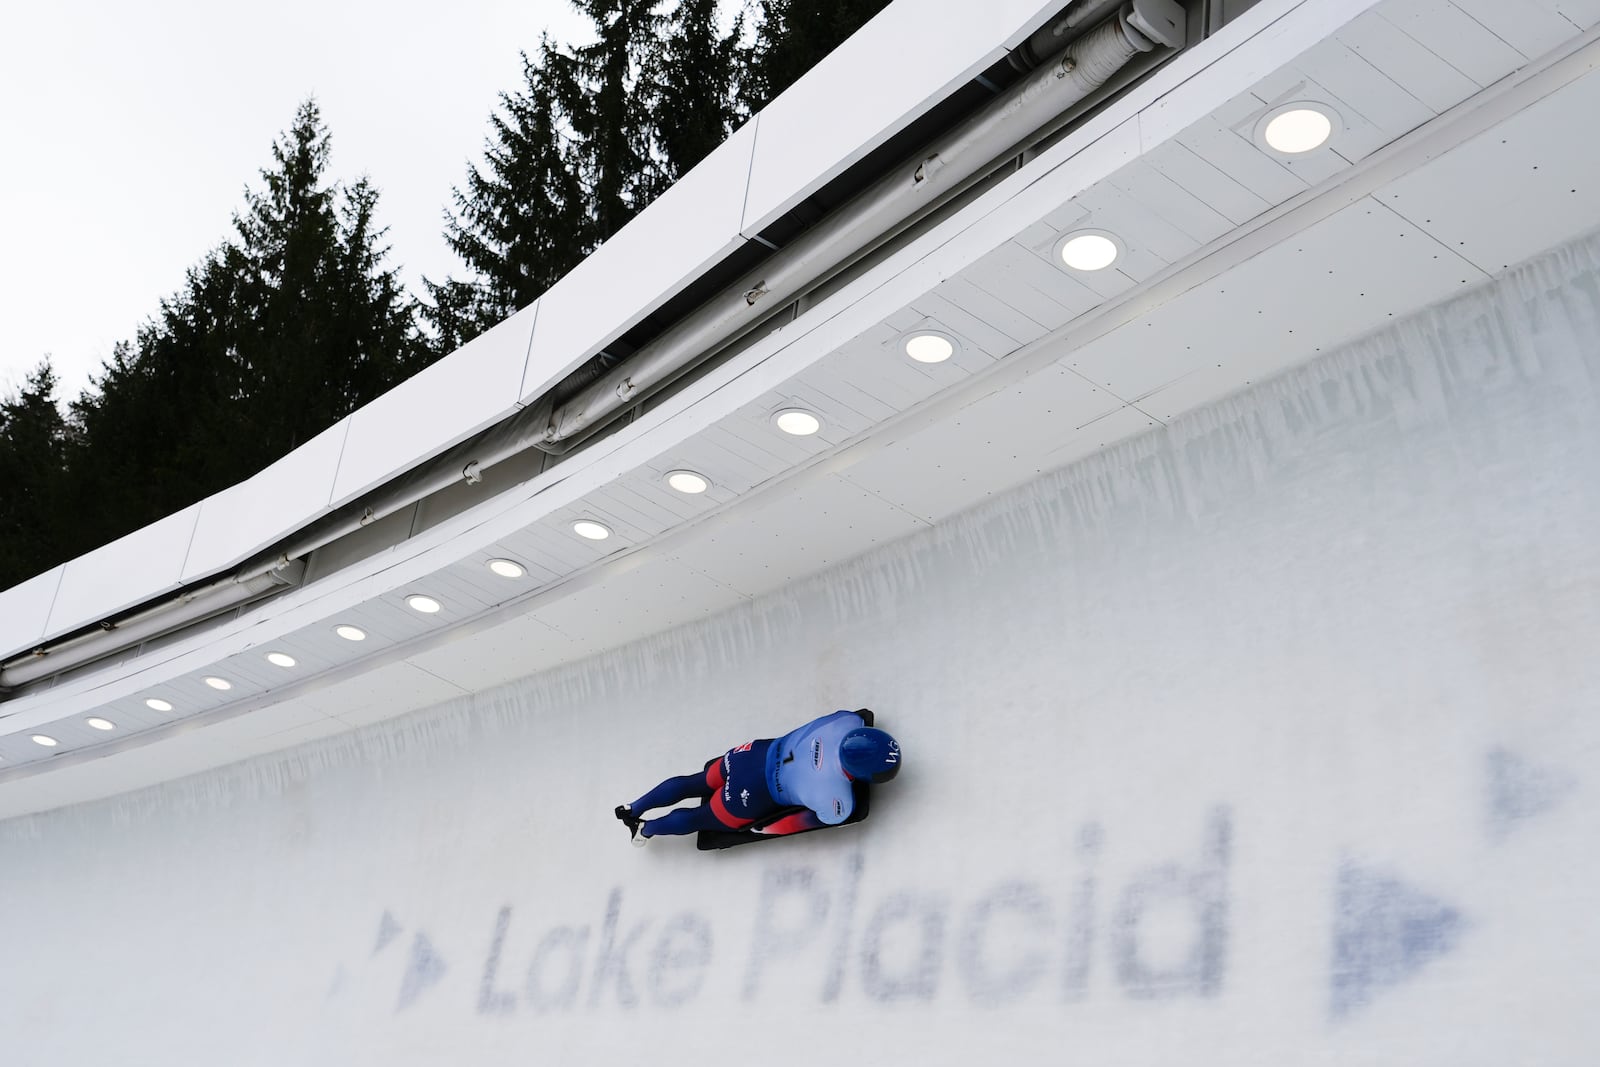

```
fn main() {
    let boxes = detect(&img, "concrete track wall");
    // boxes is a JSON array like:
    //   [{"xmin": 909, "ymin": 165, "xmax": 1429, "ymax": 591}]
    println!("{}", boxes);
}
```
[{"xmin": 3, "ymin": 232, "xmax": 1598, "ymax": 1065}]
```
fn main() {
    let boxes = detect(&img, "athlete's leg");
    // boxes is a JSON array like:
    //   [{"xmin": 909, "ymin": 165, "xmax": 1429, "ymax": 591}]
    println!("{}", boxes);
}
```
[
  {"xmin": 641, "ymin": 803, "xmax": 745, "ymax": 837},
  {"xmin": 629, "ymin": 771, "xmax": 712, "ymax": 815},
  {"xmin": 627, "ymin": 753, "xmax": 726, "ymax": 816},
  {"xmin": 641, "ymin": 742, "xmax": 774, "ymax": 839}
]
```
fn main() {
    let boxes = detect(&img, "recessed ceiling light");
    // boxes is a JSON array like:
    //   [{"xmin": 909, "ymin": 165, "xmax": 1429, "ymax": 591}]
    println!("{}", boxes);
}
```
[
  {"xmin": 665, "ymin": 470, "xmax": 710, "ymax": 494},
  {"xmin": 406, "ymin": 594, "xmax": 442, "ymax": 614},
  {"xmin": 145, "ymin": 698, "xmax": 174, "ymax": 713},
  {"xmin": 487, "ymin": 558, "xmax": 525, "ymax": 579},
  {"xmin": 572, "ymin": 520, "xmax": 612, "ymax": 541},
  {"xmin": 904, "ymin": 332, "xmax": 956, "ymax": 363},
  {"xmin": 204, "ymin": 676, "xmax": 233, "ymax": 691},
  {"xmin": 335, "ymin": 624, "xmax": 367, "ymax": 642},
  {"xmin": 1058, "ymin": 231, "xmax": 1121, "ymax": 271},
  {"xmin": 266, "ymin": 651, "xmax": 297, "ymax": 668},
  {"xmin": 773, "ymin": 408, "xmax": 822, "ymax": 436},
  {"xmin": 1260, "ymin": 103, "xmax": 1336, "ymax": 154},
  {"xmin": 32, "ymin": 734, "xmax": 58, "ymax": 747},
  {"xmin": 86, "ymin": 717, "xmax": 115, "ymax": 731}
]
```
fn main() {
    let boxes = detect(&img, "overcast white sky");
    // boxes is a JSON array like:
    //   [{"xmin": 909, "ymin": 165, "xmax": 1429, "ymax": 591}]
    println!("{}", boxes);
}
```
[{"xmin": 0, "ymin": 0, "xmax": 598, "ymax": 402}]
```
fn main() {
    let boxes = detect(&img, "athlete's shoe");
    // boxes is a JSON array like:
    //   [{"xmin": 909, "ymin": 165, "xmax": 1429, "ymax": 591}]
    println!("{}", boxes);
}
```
[{"xmin": 615, "ymin": 804, "xmax": 647, "ymax": 846}]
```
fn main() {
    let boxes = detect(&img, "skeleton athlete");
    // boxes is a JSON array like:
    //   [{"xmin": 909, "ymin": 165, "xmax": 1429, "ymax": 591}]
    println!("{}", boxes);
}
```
[{"xmin": 615, "ymin": 709, "xmax": 901, "ymax": 846}]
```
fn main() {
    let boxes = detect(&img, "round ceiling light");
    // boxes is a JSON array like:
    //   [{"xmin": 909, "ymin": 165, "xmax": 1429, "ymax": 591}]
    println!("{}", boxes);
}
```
[
  {"xmin": 266, "ymin": 651, "xmax": 297, "ymax": 668},
  {"xmin": 573, "ymin": 520, "xmax": 612, "ymax": 541},
  {"xmin": 204, "ymin": 676, "xmax": 232, "ymax": 691},
  {"xmin": 406, "ymin": 594, "xmax": 442, "ymax": 614},
  {"xmin": 335, "ymin": 624, "xmax": 367, "ymax": 642},
  {"xmin": 145, "ymin": 698, "xmax": 174, "ymax": 713},
  {"xmin": 32, "ymin": 734, "xmax": 58, "ymax": 747},
  {"xmin": 773, "ymin": 408, "xmax": 822, "ymax": 436},
  {"xmin": 665, "ymin": 470, "xmax": 710, "ymax": 494},
  {"xmin": 1260, "ymin": 104, "xmax": 1336, "ymax": 154},
  {"xmin": 1058, "ymin": 231, "xmax": 1121, "ymax": 272},
  {"xmin": 903, "ymin": 332, "xmax": 956, "ymax": 364},
  {"xmin": 487, "ymin": 558, "xmax": 525, "ymax": 579},
  {"xmin": 86, "ymin": 717, "xmax": 115, "ymax": 731}
]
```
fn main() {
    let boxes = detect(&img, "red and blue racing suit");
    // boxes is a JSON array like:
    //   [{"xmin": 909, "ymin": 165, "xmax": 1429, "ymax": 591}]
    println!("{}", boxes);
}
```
[{"xmin": 630, "ymin": 710, "xmax": 866, "ymax": 838}]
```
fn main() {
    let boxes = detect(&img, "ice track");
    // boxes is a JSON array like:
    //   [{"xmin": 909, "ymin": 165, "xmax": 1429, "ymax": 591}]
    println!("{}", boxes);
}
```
[{"xmin": 3, "ymin": 232, "xmax": 1599, "ymax": 1065}]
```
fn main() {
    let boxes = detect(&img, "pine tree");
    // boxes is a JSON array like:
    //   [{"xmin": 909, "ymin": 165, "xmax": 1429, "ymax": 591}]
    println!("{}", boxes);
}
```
[
  {"xmin": 231, "ymin": 103, "xmax": 429, "ymax": 454},
  {"xmin": 739, "ymin": 0, "xmax": 893, "ymax": 113},
  {"xmin": 0, "ymin": 360, "xmax": 71, "ymax": 589},
  {"xmin": 548, "ymin": 0, "xmax": 666, "ymax": 242},
  {"xmin": 64, "ymin": 100, "xmax": 428, "ymax": 563},
  {"xmin": 650, "ymin": 0, "xmax": 744, "ymax": 182},
  {"xmin": 425, "ymin": 44, "xmax": 590, "ymax": 352}
]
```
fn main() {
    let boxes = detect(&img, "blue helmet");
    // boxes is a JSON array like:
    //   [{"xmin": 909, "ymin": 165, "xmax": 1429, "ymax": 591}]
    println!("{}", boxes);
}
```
[{"xmin": 840, "ymin": 727, "xmax": 901, "ymax": 783}]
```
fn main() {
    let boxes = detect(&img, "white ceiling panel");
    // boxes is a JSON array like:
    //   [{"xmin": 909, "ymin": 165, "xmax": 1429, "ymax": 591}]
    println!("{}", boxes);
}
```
[
  {"xmin": 1075, "ymin": 180, "xmax": 1212, "ymax": 269},
  {"xmin": 785, "ymin": 360, "xmax": 902, "ymax": 425},
  {"xmin": 607, "ymin": 476, "xmax": 706, "ymax": 529},
  {"xmin": 0, "ymin": 730, "xmax": 68, "ymax": 766},
  {"xmin": 1449, "ymin": 0, "xmax": 1591, "ymax": 57},
  {"xmin": 1174, "ymin": 112, "xmax": 1310, "ymax": 204},
  {"xmin": 962, "ymin": 242, "xmax": 1088, "ymax": 333},
  {"xmin": 294, "ymin": 661, "xmax": 469, "ymax": 729},
  {"xmin": 1552, "ymin": 0, "xmax": 1600, "ymax": 28},
  {"xmin": 440, "ymin": 549, "xmax": 564, "ymax": 600},
  {"xmin": 1377, "ymin": 0, "xmax": 1530, "ymax": 86},
  {"xmin": 84, "ymin": 696, "xmax": 179, "ymax": 734},
  {"xmin": 1143, "ymin": 139, "xmax": 1275, "ymax": 226},
  {"xmin": 808, "ymin": 336, "xmax": 965, "ymax": 416},
  {"xmin": 1295, "ymin": 38, "xmax": 1436, "ymax": 139},
  {"xmin": 1337, "ymin": 10, "xmax": 1481, "ymax": 115},
  {"xmin": 1107, "ymin": 161, "xmax": 1238, "ymax": 245},
  {"xmin": 528, "ymin": 555, "xmax": 747, "ymax": 648},
  {"xmin": 152, "ymin": 670, "xmax": 262, "ymax": 722},
  {"xmin": 641, "ymin": 434, "xmax": 789, "ymax": 498},
  {"xmin": 406, "ymin": 614, "xmax": 581, "ymax": 695},
  {"xmin": 331, "ymin": 596, "xmax": 436, "ymax": 647},
  {"xmin": 201, "ymin": 647, "xmax": 291, "ymax": 693},
  {"xmin": 915, "ymin": 279, "xmax": 1043, "ymax": 352},
  {"xmin": 1068, "ymin": 196, "xmax": 1488, "ymax": 400},
  {"xmin": 590, "ymin": 475, "xmax": 711, "ymax": 540},
  {"xmin": 498, "ymin": 519, "xmax": 615, "ymax": 577},
  {"xmin": 837, "ymin": 365, "xmax": 1137, "ymax": 523},
  {"xmin": 1376, "ymin": 66, "xmax": 1600, "ymax": 274},
  {"xmin": 669, "ymin": 478, "xmax": 928, "ymax": 599}
]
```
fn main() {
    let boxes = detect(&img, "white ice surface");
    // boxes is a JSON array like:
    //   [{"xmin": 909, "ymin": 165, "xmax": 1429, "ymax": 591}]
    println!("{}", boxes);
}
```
[{"xmin": 2, "ymin": 233, "xmax": 1598, "ymax": 1064}]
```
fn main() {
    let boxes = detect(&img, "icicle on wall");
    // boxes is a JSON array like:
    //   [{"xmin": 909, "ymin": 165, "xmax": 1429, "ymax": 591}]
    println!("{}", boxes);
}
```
[{"xmin": 3, "ymin": 231, "xmax": 1598, "ymax": 1065}]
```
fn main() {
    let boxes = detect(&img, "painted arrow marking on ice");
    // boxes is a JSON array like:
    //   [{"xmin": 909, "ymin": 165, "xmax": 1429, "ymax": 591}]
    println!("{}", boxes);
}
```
[
  {"xmin": 397, "ymin": 932, "xmax": 448, "ymax": 1012},
  {"xmin": 1331, "ymin": 862, "xmax": 1465, "ymax": 1020},
  {"xmin": 374, "ymin": 910, "xmax": 403, "ymax": 955},
  {"xmin": 1488, "ymin": 747, "xmax": 1575, "ymax": 840}
]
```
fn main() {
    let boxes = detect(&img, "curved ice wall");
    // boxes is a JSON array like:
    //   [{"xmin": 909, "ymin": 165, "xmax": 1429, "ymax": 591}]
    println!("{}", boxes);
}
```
[{"xmin": 4, "ymin": 232, "xmax": 1599, "ymax": 1065}]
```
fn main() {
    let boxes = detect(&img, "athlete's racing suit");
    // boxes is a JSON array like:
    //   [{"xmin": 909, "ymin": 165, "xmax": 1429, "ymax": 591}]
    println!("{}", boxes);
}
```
[{"xmin": 625, "ymin": 710, "xmax": 866, "ymax": 839}]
